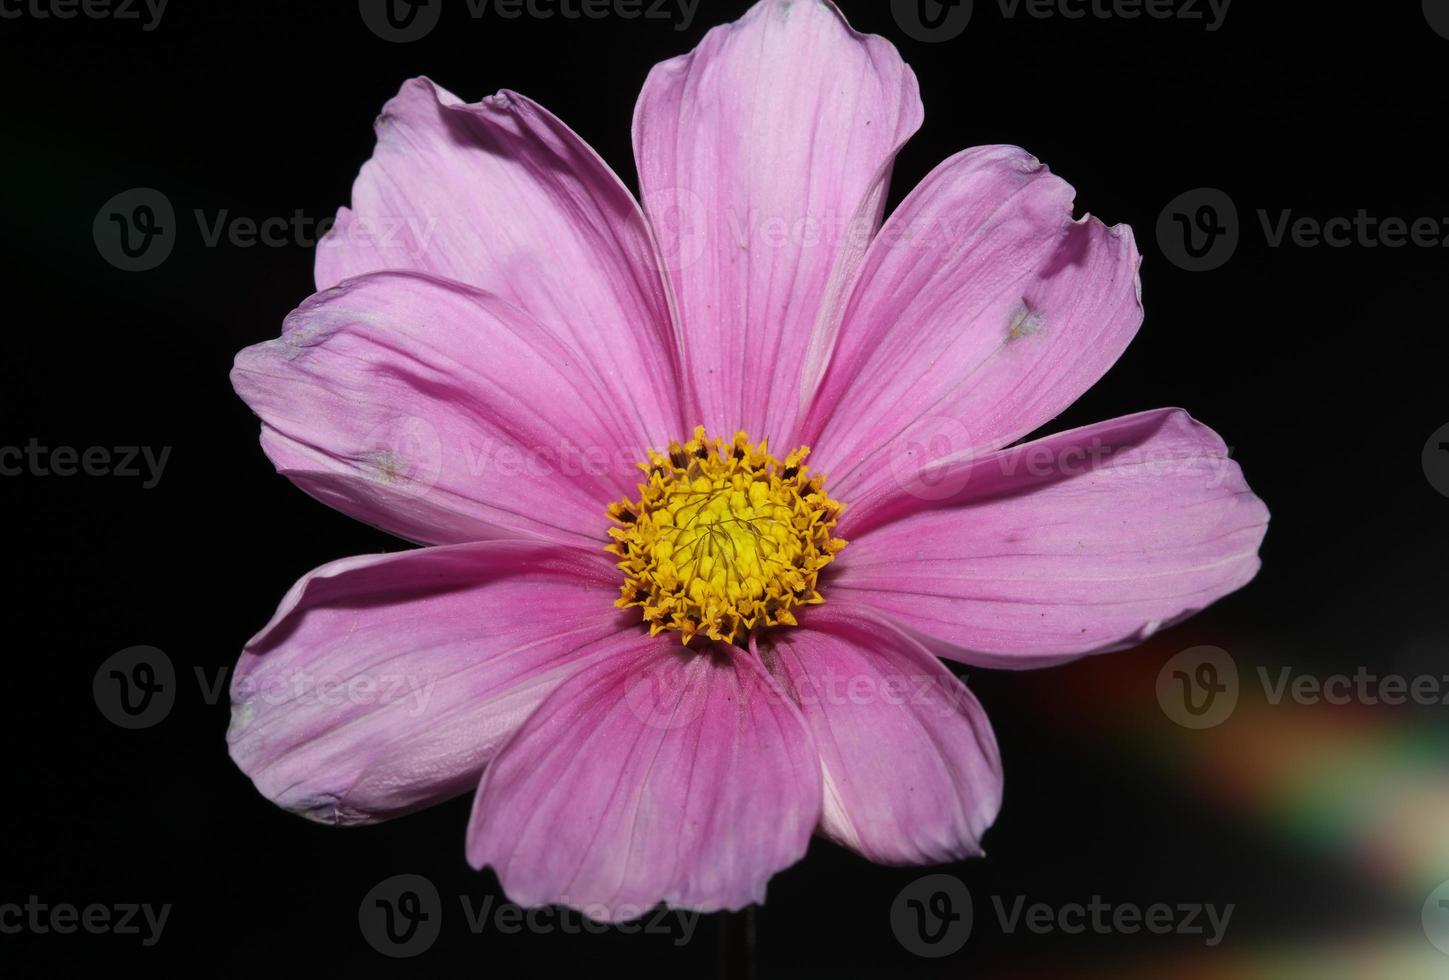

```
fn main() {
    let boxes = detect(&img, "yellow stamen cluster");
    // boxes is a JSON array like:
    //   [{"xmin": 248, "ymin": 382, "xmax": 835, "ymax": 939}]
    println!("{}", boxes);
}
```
[{"xmin": 607, "ymin": 426, "xmax": 847, "ymax": 645}]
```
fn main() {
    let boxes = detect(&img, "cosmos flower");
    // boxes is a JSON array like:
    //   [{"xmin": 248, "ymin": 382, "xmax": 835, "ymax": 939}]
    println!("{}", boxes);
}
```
[{"xmin": 228, "ymin": 0, "xmax": 1268, "ymax": 920}]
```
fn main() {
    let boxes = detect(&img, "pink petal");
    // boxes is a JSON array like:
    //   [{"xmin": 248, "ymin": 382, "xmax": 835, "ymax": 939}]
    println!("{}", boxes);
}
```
[
  {"xmin": 314, "ymin": 78, "xmax": 683, "ymax": 453},
  {"xmin": 632, "ymin": 0, "xmax": 923, "ymax": 443},
  {"xmin": 232, "ymin": 272, "xmax": 649, "ymax": 546},
  {"xmin": 763, "ymin": 605, "xmax": 1002, "ymax": 864},
  {"xmin": 467, "ymin": 644, "xmax": 821, "ymax": 920},
  {"xmin": 829, "ymin": 409, "xmax": 1269, "ymax": 667},
  {"xmin": 801, "ymin": 145, "xmax": 1143, "ymax": 505},
  {"xmin": 228, "ymin": 539, "xmax": 629, "ymax": 825}
]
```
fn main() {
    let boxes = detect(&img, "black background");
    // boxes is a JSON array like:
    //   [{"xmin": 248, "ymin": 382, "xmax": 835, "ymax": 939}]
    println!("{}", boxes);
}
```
[{"xmin": 3, "ymin": 0, "xmax": 1447, "ymax": 975}]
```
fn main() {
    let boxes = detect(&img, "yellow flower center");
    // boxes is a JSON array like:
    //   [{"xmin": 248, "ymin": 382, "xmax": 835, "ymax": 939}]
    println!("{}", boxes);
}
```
[{"xmin": 607, "ymin": 426, "xmax": 847, "ymax": 646}]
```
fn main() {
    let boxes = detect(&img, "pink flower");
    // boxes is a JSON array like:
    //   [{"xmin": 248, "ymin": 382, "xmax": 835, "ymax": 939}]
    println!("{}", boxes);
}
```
[{"xmin": 229, "ymin": 0, "xmax": 1267, "ymax": 920}]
